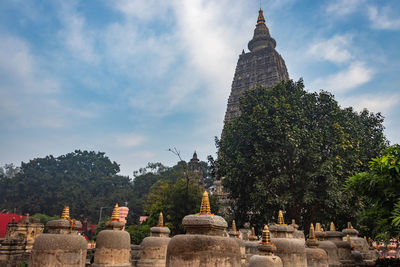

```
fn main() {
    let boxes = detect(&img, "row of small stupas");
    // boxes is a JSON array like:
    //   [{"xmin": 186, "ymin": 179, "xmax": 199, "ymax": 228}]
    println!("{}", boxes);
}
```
[{"xmin": 18, "ymin": 191, "xmax": 379, "ymax": 267}]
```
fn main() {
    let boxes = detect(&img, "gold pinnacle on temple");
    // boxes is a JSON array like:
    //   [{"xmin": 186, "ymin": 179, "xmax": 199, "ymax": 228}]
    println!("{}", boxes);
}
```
[
  {"xmin": 347, "ymin": 222, "xmax": 353, "ymax": 229},
  {"xmin": 111, "ymin": 203, "xmax": 120, "ymax": 221},
  {"xmin": 61, "ymin": 206, "xmax": 70, "ymax": 220},
  {"xmin": 346, "ymin": 234, "xmax": 354, "ymax": 249},
  {"xmin": 330, "ymin": 222, "xmax": 336, "ymax": 231},
  {"xmin": 315, "ymin": 222, "xmax": 321, "ymax": 232},
  {"xmin": 199, "ymin": 191, "xmax": 211, "ymax": 215},
  {"xmin": 278, "ymin": 210, "xmax": 285, "ymax": 225},
  {"xmin": 308, "ymin": 223, "xmax": 317, "ymax": 241},
  {"xmin": 257, "ymin": 8, "xmax": 265, "ymax": 24},
  {"xmin": 251, "ymin": 227, "xmax": 256, "ymax": 236},
  {"xmin": 157, "ymin": 212, "xmax": 164, "ymax": 227},
  {"xmin": 261, "ymin": 225, "xmax": 272, "ymax": 244},
  {"xmin": 232, "ymin": 220, "xmax": 237, "ymax": 232}
]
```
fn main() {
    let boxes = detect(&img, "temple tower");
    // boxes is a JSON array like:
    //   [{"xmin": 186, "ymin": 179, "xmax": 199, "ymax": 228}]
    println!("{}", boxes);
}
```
[{"xmin": 224, "ymin": 8, "xmax": 289, "ymax": 122}]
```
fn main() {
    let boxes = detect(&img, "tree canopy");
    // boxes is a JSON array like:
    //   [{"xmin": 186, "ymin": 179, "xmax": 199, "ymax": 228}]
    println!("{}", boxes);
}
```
[
  {"xmin": 346, "ymin": 144, "xmax": 400, "ymax": 240},
  {"xmin": 217, "ymin": 79, "xmax": 387, "ymax": 230}
]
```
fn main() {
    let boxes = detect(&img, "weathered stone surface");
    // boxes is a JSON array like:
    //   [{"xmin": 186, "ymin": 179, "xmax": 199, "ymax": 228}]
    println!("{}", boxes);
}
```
[
  {"xmin": 224, "ymin": 9, "xmax": 289, "ymax": 122},
  {"xmin": 342, "ymin": 227, "xmax": 377, "ymax": 265},
  {"xmin": 166, "ymin": 234, "xmax": 241, "ymax": 267},
  {"xmin": 92, "ymin": 230, "xmax": 131, "ymax": 267},
  {"xmin": 249, "ymin": 254, "xmax": 283, "ymax": 267},
  {"xmin": 29, "ymin": 234, "xmax": 87, "ymax": 267},
  {"xmin": 326, "ymin": 231, "xmax": 355, "ymax": 267},
  {"xmin": 182, "ymin": 214, "xmax": 227, "ymax": 236},
  {"xmin": 305, "ymin": 240, "xmax": 329, "ymax": 267},
  {"xmin": 131, "ymin": 244, "xmax": 141, "ymax": 267},
  {"xmin": 137, "ymin": 226, "xmax": 170, "ymax": 267}
]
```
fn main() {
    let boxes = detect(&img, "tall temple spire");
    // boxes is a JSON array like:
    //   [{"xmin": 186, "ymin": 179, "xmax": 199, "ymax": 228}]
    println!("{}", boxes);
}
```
[
  {"xmin": 223, "ymin": 9, "xmax": 289, "ymax": 122},
  {"xmin": 257, "ymin": 8, "xmax": 265, "ymax": 24}
]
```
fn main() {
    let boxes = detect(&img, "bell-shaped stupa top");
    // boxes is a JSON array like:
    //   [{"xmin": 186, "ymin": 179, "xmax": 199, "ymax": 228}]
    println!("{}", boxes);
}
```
[
  {"xmin": 157, "ymin": 212, "xmax": 164, "ymax": 227},
  {"xmin": 232, "ymin": 220, "xmax": 237, "ymax": 232},
  {"xmin": 200, "ymin": 191, "xmax": 211, "ymax": 215},
  {"xmin": 248, "ymin": 9, "xmax": 276, "ymax": 52},
  {"xmin": 261, "ymin": 225, "xmax": 272, "ymax": 244},
  {"xmin": 111, "ymin": 204, "xmax": 120, "ymax": 222},
  {"xmin": 61, "ymin": 206, "xmax": 70, "ymax": 220},
  {"xmin": 308, "ymin": 223, "xmax": 317, "ymax": 241},
  {"xmin": 330, "ymin": 222, "xmax": 336, "ymax": 231}
]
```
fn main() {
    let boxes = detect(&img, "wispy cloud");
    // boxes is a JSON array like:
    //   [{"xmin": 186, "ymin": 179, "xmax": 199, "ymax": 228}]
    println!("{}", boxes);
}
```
[
  {"xmin": 368, "ymin": 5, "xmax": 400, "ymax": 30},
  {"xmin": 115, "ymin": 133, "xmax": 146, "ymax": 147},
  {"xmin": 341, "ymin": 93, "xmax": 400, "ymax": 114},
  {"xmin": 326, "ymin": 0, "xmax": 363, "ymax": 16},
  {"xmin": 308, "ymin": 34, "xmax": 353, "ymax": 64},
  {"xmin": 311, "ymin": 61, "xmax": 373, "ymax": 93}
]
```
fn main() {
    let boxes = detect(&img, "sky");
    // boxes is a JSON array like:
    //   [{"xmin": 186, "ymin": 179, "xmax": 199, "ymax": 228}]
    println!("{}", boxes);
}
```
[{"xmin": 1, "ymin": 0, "xmax": 400, "ymax": 177}]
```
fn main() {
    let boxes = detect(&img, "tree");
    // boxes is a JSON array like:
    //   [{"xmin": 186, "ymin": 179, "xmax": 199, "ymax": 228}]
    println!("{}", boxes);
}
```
[
  {"xmin": 346, "ymin": 145, "xmax": 400, "ymax": 240},
  {"xmin": 0, "ymin": 150, "xmax": 133, "ymax": 222},
  {"xmin": 217, "ymin": 80, "xmax": 387, "ymax": 230}
]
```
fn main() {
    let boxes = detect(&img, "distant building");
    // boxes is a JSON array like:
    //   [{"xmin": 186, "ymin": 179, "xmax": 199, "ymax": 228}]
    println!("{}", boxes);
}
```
[{"xmin": 188, "ymin": 151, "xmax": 204, "ymax": 186}]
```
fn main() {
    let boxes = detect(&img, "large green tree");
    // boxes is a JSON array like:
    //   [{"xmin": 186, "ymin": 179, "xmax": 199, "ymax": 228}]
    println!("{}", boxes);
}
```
[
  {"xmin": 0, "ymin": 150, "xmax": 133, "ymax": 222},
  {"xmin": 217, "ymin": 80, "xmax": 387, "ymax": 230},
  {"xmin": 346, "ymin": 145, "xmax": 400, "ymax": 240}
]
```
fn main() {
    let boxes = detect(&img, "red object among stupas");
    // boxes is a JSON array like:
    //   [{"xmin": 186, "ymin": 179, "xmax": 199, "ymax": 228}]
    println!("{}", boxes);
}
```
[{"xmin": 0, "ymin": 213, "xmax": 26, "ymax": 238}]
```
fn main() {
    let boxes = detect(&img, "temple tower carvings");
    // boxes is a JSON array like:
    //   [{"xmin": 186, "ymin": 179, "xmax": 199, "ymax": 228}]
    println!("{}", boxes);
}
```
[{"xmin": 224, "ymin": 8, "xmax": 289, "ymax": 122}]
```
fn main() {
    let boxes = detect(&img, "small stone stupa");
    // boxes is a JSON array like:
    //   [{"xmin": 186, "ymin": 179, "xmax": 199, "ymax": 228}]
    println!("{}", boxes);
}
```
[
  {"xmin": 92, "ymin": 204, "xmax": 131, "ymax": 267},
  {"xmin": 249, "ymin": 225, "xmax": 283, "ymax": 267},
  {"xmin": 342, "ymin": 222, "xmax": 377, "ymax": 265},
  {"xmin": 305, "ymin": 223, "xmax": 329, "ymax": 267},
  {"xmin": 228, "ymin": 220, "xmax": 246, "ymax": 265},
  {"xmin": 325, "ymin": 222, "xmax": 354, "ymax": 267},
  {"xmin": 29, "ymin": 206, "xmax": 87, "ymax": 267},
  {"xmin": 137, "ymin": 212, "xmax": 171, "ymax": 267},
  {"xmin": 269, "ymin": 210, "xmax": 307, "ymax": 267},
  {"xmin": 166, "ymin": 191, "xmax": 241, "ymax": 267},
  {"xmin": 245, "ymin": 226, "xmax": 260, "ymax": 262},
  {"xmin": 290, "ymin": 219, "xmax": 305, "ymax": 240},
  {"xmin": 314, "ymin": 222, "xmax": 341, "ymax": 267}
]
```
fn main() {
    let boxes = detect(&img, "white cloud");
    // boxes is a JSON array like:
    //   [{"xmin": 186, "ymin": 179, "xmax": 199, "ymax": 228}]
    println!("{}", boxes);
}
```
[
  {"xmin": 311, "ymin": 61, "xmax": 373, "ymax": 93},
  {"xmin": 308, "ymin": 34, "xmax": 353, "ymax": 64},
  {"xmin": 326, "ymin": 0, "xmax": 363, "ymax": 16},
  {"xmin": 368, "ymin": 6, "xmax": 400, "ymax": 30},
  {"xmin": 0, "ymin": 35, "xmax": 96, "ymax": 128},
  {"xmin": 340, "ymin": 93, "xmax": 400, "ymax": 114},
  {"xmin": 57, "ymin": 1, "xmax": 99, "ymax": 63},
  {"xmin": 116, "ymin": 133, "xmax": 146, "ymax": 147}
]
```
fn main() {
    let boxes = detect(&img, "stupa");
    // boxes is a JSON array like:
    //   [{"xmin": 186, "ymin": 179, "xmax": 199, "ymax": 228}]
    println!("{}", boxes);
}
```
[
  {"xmin": 29, "ymin": 206, "xmax": 87, "ymax": 267},
  {"xmin": 228, "ymin": 220, "xmax": 246, "ymax": 265},
  {"xmin": 305, "ymin": 223, "xmax": 329, "ymax": 267},
  {"xmin": 92, "ymin": 204, "xmax": 131, "ymax": 267},
  {"xmin": 245, "ymin": 226, "xmax": 260, "ymax": 262},
  {"xmin": 249, "ymin": 225, "xmax": 283, "ymax": 267},
  {"xmin": 269, "ymin": 210, "xmax": 307, "ymax": 267},
  {"xmin": 137, "ymin": 212, "xmax": 171, "ymax": 267},
  {"xmin": 166, "ymin": 191, "xmax": 241, "ymax": 266},
  {"xmin": 314, "ymin": 222, "xmax": 341, "ymax": 267},
  {"xmin": 325, "ymin": 222, "xmax": 354, "ymax": 267}
]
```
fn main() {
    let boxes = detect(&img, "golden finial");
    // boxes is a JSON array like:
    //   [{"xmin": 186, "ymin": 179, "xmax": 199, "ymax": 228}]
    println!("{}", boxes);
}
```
[
  {"xmin": 347, "ymin": 234, "xmax": 354, "ymax": 249},
  {"xmin": 308, "ymin": 223, "xmax": 317, "ymax": 241},
  {"xmin": 61, "ymin": 206, "xmax": 70, "ymax": 220},
  {"xmin": 257, "ymin": 8, "xmax": 265, "ymax": 24},
  {"xmin": 157, "ymin": 212, "xmax": 164, "ymax": 227},
  {"xmin": 261, "ymin": 225, "xmax": 272, "ymax": 244},
  {"xmin": 199, "ymin": 191, "xmax": 211, "ymax": 215},
  {"xmin": 321, "ymin": 227, "xmax": 324, "ymax": 232},
  {"xmin": 111, "ymin": 204, "xmax": 120, "ymax": 221},
  {"xmin": 232, "ymin": 220, "xmax": 237, "ymax": 232},
  {"xmin": 330, "ymin": 222, "xmax": 335, "ymax": 231},
  {"xmin": 347, "ymin": 222, "xmax": 353, "ymax": 229},
  {"xmin": 278, "ymin": 210, "xmax": 285, "ymax": 225},
  {"xmin": 251, "ymin": 227, "xmax": 256, "ymax": 237},
  {"xmin": 315, "ymin": 222, "xmax": 321, "ymax": 232},
  {"xmin": 292, "ymin": 219, "xmax": 295, "ymax": 225},
  {"xmin": 364, "ymin": 236, "xmax": 367, "ymax": 241}
]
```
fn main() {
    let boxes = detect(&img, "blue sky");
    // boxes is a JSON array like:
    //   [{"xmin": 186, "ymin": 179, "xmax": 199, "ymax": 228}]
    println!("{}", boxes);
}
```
[{"xmin": 1, "ymin": 0, "xmax": 399, "ymax": 177}]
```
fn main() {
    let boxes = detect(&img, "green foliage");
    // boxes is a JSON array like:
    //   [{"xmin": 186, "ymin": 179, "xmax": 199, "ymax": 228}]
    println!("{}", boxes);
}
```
[
  {"xmin": 0, "ymin": 150, "xmax": 133, "ymax": 222},
  {"xmin": 126, "ymin": 224, "xmax": 150, "ymax": 245},
  {"xmin": 144, "ymin": 177, "xmax": 208, "ymax": 235},
  {"xmin": 346, "ymin": 145, "xmax": 400, "ymax": 240},
  {"xmin": 217, "ymin": 80, "xmax": 387, "ymax": 230}
]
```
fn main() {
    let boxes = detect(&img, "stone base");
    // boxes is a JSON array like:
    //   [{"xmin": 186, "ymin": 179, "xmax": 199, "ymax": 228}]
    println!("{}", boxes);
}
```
[{"xmin": 249, "ymin": 254, "xmax": 283, "ymax": 267}]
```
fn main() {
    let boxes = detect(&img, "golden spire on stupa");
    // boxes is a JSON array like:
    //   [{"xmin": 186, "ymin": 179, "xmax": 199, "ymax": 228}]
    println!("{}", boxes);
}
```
[
  {"xmin": 308, "ymin": 223, "xmax": 317, "ymax": 241},
  {"xmin": 199, "ymin": 191, "xmax": 211, "ymax": 215},
  {"xmin": 251, "ymin": 227, "xmax": 256, "ymax": 237},
  {"xmin": 315, "ymin": 222, "xmax": 321, "ymax": 232},
  {"xmin": 346, "ymin": 234, "xmax": 354, "ymax": 249},
  {"xmin": 157, "ymin": 212, "xmax": 164, "ymax": 227},
  {"xmin": 61, "ymin": 206, "xmax": 70, "ymax": 220},
  {"xmin": 261, "ymin": 225, "xmax": 272, "ymax": 244},
  {"xmin": 232, "ymin": 220, "xmax": 237, "ymax": 232},
  {"xmin": 111, "ymin": 204, "xmax": 120, "ymax": 221},
  {"xmin": 278, "ymin": 210, "xmax": 286, "ymax": 225},
  {"xmin": 330, "ymin": 222, "xmax": 336, "ymax": 231},
  {"xmin": 347, "ymin": 222, "xmax": 353, "ymax": 229},
  {"xmin": 257, "ymin": 8, "xmax": 265, "ymax": 24}
]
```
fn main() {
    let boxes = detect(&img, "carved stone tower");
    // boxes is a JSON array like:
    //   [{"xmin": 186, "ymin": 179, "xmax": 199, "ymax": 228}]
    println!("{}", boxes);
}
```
[
  {"xmin": 224, "ymin": 8, "xmax": 289, "ymax": 122},
  {"xmin": 188, "ymin": 151, "xmax": 204, "ymax": 186}
]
